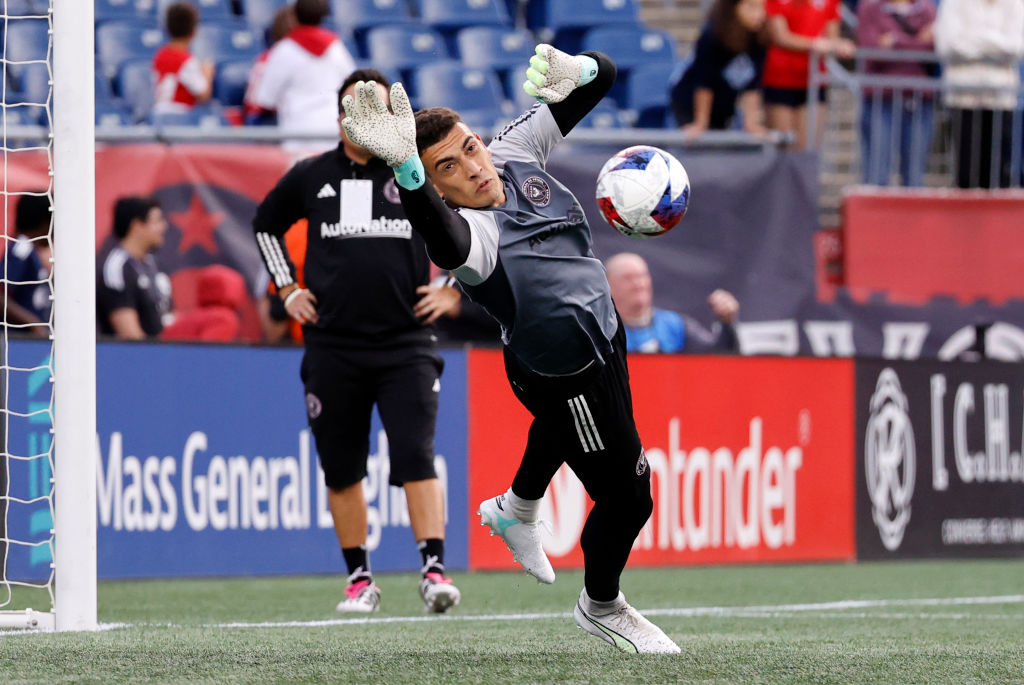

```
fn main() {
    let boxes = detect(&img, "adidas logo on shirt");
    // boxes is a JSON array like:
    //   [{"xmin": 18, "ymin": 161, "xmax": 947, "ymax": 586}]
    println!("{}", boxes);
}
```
[{"xmin": 317, "ymin": 183, "xmax": 337, "ymax": 199}]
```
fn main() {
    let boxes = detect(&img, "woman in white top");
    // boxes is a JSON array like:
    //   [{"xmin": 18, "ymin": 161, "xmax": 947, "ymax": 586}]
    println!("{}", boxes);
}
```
[{"xmin": 936, "ymin": 0, "xmax": 1024, "ymax": 188}]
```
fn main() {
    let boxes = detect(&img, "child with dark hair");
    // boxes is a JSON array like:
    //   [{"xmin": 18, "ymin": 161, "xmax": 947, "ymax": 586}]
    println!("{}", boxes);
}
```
[
  {"xmin": 671, "ymin": 0, "xmax": 769, "ymax": 138},
  {"xmin": 152, "ymin": 1, "xmax": 214, "ymax": 114}
]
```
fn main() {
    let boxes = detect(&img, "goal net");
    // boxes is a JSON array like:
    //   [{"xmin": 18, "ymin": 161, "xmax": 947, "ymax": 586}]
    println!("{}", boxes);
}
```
[{"xmin": 0, "ymin": 0, "xmax": 96, "ymax": 631}]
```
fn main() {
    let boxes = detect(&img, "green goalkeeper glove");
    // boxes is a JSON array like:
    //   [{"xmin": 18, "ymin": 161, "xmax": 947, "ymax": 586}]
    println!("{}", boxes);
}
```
[
  {"xmin": 341, "ymin": 81, "xmax": 425, "ymax": 190},
  {"xmin": 522, "ymin": 44, "xmax": 599, "ymax": 105}
]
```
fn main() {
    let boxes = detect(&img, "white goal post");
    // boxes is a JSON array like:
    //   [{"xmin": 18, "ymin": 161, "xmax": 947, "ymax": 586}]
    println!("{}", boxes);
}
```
[{"xmin": 0, "ymin": 0, "xmax": 96, "ymax": 631}]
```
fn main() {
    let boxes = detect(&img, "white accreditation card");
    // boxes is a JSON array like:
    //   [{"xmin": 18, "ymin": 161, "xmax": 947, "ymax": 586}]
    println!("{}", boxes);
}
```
[{"xmin": 340, "ymin": 179, "xmax": 373, "ymax": 233}]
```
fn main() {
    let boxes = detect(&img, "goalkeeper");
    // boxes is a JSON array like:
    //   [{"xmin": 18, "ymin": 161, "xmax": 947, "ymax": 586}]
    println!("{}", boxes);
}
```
[{"xmin": 341, "ymin": 46, "xmax": 680, "ymax": 654}]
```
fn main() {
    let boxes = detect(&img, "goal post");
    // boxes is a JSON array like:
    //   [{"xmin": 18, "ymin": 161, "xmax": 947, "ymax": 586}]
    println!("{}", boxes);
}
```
[
  {"xmin": 51, "ymin": 0, "xmax": 97, "ymax": 632},
  {"xmin": 0, "ymin": 0, "xmax": 97, "ymax": 631}
]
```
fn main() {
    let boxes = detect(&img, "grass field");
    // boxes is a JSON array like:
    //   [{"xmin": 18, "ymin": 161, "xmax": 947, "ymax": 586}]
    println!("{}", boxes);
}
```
[{"xmin": 2, "ymin": 559, "xmax": 1023, "ymax": 683}]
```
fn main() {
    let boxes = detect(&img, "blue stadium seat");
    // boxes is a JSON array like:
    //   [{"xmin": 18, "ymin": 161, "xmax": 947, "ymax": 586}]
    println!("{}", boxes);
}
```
[
  {"xmin": 581, "ymin": 27, "xmax": 675, "ymax": 71},
  {"xmin": 213, "ymin": 59, "xmax": 252, "ymax": 107},
  {"xmin": 8, "ymin": 62, "xmax": 50, "ymax": 105},
  {"xmin": 192, "ymin": 24, "xmax": 262, "ymax": 62},
  {"xmin": 3, "ymin": 0, "xmax": 48, "ymax": 17},
  {"xmin": 241, "ymin": 0, "xmax": 289, "ymax": 29},
  {"xmin": 527, "ymin": 0, "xmax": 639, "ymax": 51},
  {"xmin": 96, "ymin": 101, "xmax": 133, "ymax": 127},
  {"xmin": 156, "ymin": 0, "xmax": 237, "ymax": 22},
  {"xmin": 417, "ymin": 0, "xmax": 510, "ymax": 32},
  {"xmin": 96, "ymin": 72, "xmax": 115, "ymax": 103},
  {"xmin": 365, "ymin": 26, "xmax": 449, "ymax": 76},
  {"xmin": 115, "ymin": 59, "xmax": 157, "ymax": 122},
  {"xmin": 576, "ymin": 100, "xmax": 622, "ymax": 129},
  {"xmin": 455, "ymin": 26, "xmax": 534, "ymax": 98},
  {"xmin": 624, "ymin": 61, "xmax": 675, "ymax": 128},
  {"xmin": 95, "ymin": 0, "xmax": 156, "ymax": 23},
  {"xmin": 151, "ymin": 103, "xmax": 226, "ymax": 127},
  {"xmin": 4, "ymin": 19, "xmax": 50, "ymax": 73},
  {"xmin": 96, "ymin": 21, "xmax": 164, "ymax": 77},
  {"xmin": 332, "ymin": 0, "xmax": 417, "ymax": 55},
  {"xmin": 412, "ymin": 61, "xmax": 505, "ymax": 114}
]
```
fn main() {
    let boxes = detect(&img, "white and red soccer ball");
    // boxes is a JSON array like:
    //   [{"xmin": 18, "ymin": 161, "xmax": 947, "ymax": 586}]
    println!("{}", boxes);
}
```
[{"xmin": 595, "ymin": 145, "xmax": 690, "ymax": 239}]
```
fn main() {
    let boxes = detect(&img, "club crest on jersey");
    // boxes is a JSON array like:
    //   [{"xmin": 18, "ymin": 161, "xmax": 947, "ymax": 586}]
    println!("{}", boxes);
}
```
[
  {"xmin": 522, "ymin": 176, "xmax": 551, "ymax": 207},
  {"xmin": 305, "ymin": 392, "xmax": 322, "ymax": 420},
  {"xmin": 383, "ymin": 178, "xmax": 401, "ymax": 204}
]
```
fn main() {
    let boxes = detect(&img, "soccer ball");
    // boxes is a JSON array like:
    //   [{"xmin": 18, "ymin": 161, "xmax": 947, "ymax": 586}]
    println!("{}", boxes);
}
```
[{"xmin": 595, "ymin": 145, "xmax": 690, "ymax": 239}]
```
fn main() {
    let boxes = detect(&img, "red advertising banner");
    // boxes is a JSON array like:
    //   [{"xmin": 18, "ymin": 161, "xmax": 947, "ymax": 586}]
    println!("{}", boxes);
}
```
[{"xmin": 467, "ymin": 350, "xmax": 856, "ymax": 570}]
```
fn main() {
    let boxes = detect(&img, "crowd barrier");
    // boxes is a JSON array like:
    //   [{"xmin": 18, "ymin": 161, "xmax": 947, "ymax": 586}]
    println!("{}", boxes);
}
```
[{"xmin": 4, "ymin": 340, "xmax": 1021, "ymax": 582}]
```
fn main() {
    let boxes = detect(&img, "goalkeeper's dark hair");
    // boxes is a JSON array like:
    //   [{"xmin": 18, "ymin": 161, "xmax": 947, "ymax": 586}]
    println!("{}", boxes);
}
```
[
  {"xmin": 113, "ymin": 196, "xmax": 160, "ymax": 240},
  {"xmin": 165, "ymin": 2, "xmax": 198, "ymax": 39},
  {"xmin": 295, "ymin": 0, "xmax": 329, "ymax": 26},
  {"xmin": 337, "ymin": 69, "xmax": 391, "ymax": 113},
  {"xmin": 15, "ymin": 193, "xmax": 49, "ymax": 237},
  {"xmin": 414, "ymin": 107, "xmax": 464, "ymax": 155}
]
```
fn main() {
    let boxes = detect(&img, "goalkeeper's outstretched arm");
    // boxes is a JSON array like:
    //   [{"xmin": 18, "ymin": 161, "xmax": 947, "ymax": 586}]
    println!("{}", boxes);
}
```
[{"xmin": 543, "ymin": 51, "xmax": 617, "ymax": 136}]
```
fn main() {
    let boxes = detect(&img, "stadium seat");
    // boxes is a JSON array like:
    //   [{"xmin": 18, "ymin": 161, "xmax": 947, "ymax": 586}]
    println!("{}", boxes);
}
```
[
  {"xmin": 156, "ymin": 0, "xmax": 237, "ymax": 22},
  {"xmin": 191, "ymin": 25, "xmax": 263, "ymax": 63},
  {"xmin": 96, "ymin": 72, "xmax": 115, "ymax": 103},
  {"xmin": 575, "ymin": 100, "xmax": 622, "ymax": 129},
  {"xmin": 213, "ymin": 59, "xmax": 252, "ymax": 107},
  {"xmin": 95, "ymin": 0, "xmax": 156, "ymax": 23},
  {"xmin": 365, "ymin": 26, "xmax": 450, "ymax": 76},
  {"xmin": 581, "ymin": 27, "xmax": 676, "ymax": 71},
  {"xmin": 412, "ymin": 61, "xmax": 506, "ymax": 113},
  {"xmin": 455, "ymin": 26, "xmax": 534, "ymax": 98},
  {"xmin": 3, "ymin": 0, "xmax": 48, "ymax": 17},
  {"xmin": 96, "ymin": 101, "xmax": 133, "ymax": 127},
  {"xmin": 331, "ymin": 0, "xmax": 417, "ymax": 55},
  {"xmin": 417, "ymin": 0, "xmax": 510, "ymax": 32},
  {"xmin": 7, "ymin": 62, "xmax": 50, "ymax": 106},
  {"xmin": 241, "ymin": 0, "xmax": 289, "ymax": 29},
  {"xmin": 96, "ymin": 21, "xmax": 164, "ymax": 77},
  {"xmin": 527, "ymin": 0, "xmax": 640, "ymax": 51},
  {"xmin": 115, "ymin": 59, "xmax": 157, "ymax": 122},
  {"xmin": 624, "ymin": 61, "xmax": 675, "ymax": 128},
  {"xmin": 3, "ymin": 19, "xmax": 50, "ymax": 74}
]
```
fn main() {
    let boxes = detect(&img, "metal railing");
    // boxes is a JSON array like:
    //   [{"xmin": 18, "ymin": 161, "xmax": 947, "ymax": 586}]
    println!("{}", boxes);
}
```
[{"xmin": 808, "ymin": 48, "xmax": 1024, "ymax": 191}]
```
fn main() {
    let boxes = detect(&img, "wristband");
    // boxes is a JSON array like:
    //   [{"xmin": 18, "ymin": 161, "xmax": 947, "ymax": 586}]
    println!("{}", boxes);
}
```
[
  {"xmin": 394, "ymin": 156, "xmax": 426, "ymax": 190},
  {"xmin": 576, "ymin": 55, "xmax": 599, "ymax": 86},
  {"xmin": 283, "ymin": 287, "xmax": 304, "ymax": 309}
]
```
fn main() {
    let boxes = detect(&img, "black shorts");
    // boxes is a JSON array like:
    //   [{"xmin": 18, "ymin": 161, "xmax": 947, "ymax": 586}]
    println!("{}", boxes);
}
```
[
  {"xmin": 301, "ymin": 343, "xmax": 443, "ymax": 489},
  {"xmin": 503, "ymin": 321, "xmax": 648, "ymax": 504},
  {"xmin": 764, "ymin": 86, "xmax": 828, "ymax": 107}
]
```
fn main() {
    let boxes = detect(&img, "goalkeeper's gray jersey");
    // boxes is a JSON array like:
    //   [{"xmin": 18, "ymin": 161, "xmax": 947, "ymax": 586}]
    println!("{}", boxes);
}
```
[{"xmin": 454, "ymin": 105, "xmax": 618, "ymax": 376}]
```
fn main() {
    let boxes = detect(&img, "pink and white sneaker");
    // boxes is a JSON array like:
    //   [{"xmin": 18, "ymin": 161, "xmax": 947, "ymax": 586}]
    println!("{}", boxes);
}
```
[{"xmin": 336, "ymin": 574, "xmax": 381, "ymax": 613}]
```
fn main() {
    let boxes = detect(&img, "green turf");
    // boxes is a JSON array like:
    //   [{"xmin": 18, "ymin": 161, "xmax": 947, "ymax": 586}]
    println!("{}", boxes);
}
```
[{"xmin": 2, "ymin": 560, "xmax": 1023, "ymax": 683}]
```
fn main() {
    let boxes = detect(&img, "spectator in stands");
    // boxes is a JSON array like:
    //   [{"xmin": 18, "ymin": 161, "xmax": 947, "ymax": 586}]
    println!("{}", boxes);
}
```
[
  {"xmin": 152, "ymin": 2, "xmax": 214, "ymax": 115},
  {"xmin": 671, "ymin": 0, "xmax": 769, "ymax": 138},
  {"xmin": 936, "ymin": 0, "xmax": 1024, "ymax": 189},
  {"xmin": 244, "ymin": 5, "xmax": 297, "ymax": 126},
  {"xmin": 2, "ymin": 193, "xmax": 51, "ymax": 337},
  {"xmin": 763, "ymin": 0, "xmax": 855, "ymax": 149},
  {"xmin": 606, "ymin": 252, "xmax": 739, "ymax": 354},
  {"xmin": 161, "ymin": 264, "xmax": 246, "ymax": 342},
  {"xmin": 251, "ymin": 0, "xmax": 356, "ymax": 152},
  {"xmin": 857, "ymin": 0, "xmax": 937, "ymax": 187},
  {"xmin": 97, "ymin": 196, "xmax": 174, "ymax": 340}
]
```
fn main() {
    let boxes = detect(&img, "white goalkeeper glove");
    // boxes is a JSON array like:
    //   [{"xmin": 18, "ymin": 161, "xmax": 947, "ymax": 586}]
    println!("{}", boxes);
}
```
[
  {"xmin": 522, "ymin": 44, "xmax": 599, "ymax": 105},
  {"xmin": 341, "ymin": 81, "xmax": 425, "ymax": 189}
]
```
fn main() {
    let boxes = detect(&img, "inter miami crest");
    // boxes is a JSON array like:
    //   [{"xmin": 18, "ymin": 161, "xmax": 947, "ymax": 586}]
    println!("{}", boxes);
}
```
[{"xmin": 522, "ymin": 176, "xmax": 551, "ymax": 207}]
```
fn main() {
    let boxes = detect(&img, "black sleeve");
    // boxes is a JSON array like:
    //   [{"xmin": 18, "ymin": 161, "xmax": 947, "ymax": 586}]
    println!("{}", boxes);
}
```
[
  {"xmin": 398, "ymin": 182, "xmax": 473, "ymax": 270},
  {"xmin": 681, "ymin": 314, "xmax": 739, "ymax": 353},
  {"xmin": 690, "ymin": 32, "xmax": 719, "ymax": 89},
  {"xmin": 546, "ymin": 51, "xmax": 617, "ymax": 137},
  {"xmin": 252, "ymin": 162, "xmax": 306, "ymax": 288}
]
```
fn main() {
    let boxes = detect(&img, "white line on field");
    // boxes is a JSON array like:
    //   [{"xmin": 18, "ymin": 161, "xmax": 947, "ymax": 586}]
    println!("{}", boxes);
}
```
[{"xmin": 208, "ymin": 595, "xmax": 1024, "ymax": 630}]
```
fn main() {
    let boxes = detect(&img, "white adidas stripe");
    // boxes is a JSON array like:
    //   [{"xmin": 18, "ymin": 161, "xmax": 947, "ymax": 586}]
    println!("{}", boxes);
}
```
[{"xmin": 568, "ymin": 396, "xmax": 603, "ymax": 453}]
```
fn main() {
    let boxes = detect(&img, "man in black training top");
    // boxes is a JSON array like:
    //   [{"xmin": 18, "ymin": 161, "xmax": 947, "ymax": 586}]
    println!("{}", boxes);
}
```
[
  {"xmin": 253, "ymin": 69, "xmax": 462, "ymax": 614},
  {"xmin": 341, "ymin": 46, "xmax": 680, "ymax": 653}
]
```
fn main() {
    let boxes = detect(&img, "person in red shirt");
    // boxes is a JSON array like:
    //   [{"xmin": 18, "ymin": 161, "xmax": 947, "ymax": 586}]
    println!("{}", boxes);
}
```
[
  {"xmin": 763, "ymin": 0, "xmax": 854, "ymax": 148},
  {"xmin": 244, "ymin": 5, "xmax": 297, "ymax": 126},
  {"xmin": 152, "ymin": 2, "xmax": 214, "ymax": 115}
]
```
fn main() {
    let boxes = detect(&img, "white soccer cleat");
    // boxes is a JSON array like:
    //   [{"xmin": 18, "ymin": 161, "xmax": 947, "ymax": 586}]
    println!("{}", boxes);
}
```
[
  {"xmin": 573, "ymin": 590, "xmax": 681, "ymax": 654},
  {"xmin": 335, "ymin": 575, "xmax": 382, "ymax": 613},
  {"xmin": 478, "ymin": 495, "xmax": 555, "ymax": 584},
  {"xmin": 419, "ymin": 571, "xmax": 461, "ymax": 614}
]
